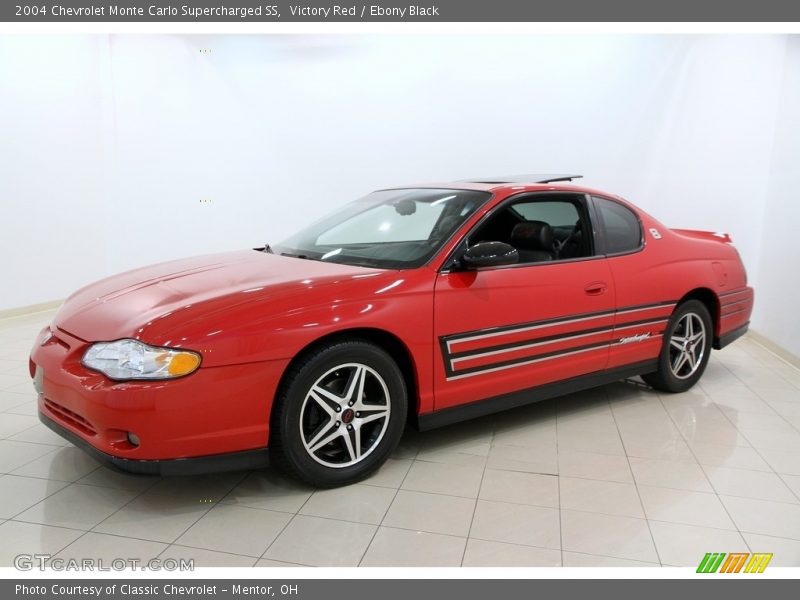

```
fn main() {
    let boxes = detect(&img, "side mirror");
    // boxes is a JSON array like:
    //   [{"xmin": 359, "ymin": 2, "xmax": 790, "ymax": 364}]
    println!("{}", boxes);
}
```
[{"xmin": 461, "ymin": 241, "xmax": 519, "ymax": 269}]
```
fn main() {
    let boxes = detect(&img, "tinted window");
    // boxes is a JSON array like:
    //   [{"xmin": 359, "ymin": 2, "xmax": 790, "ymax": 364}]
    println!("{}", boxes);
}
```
[
  {"xmin": 273, "ymin": 188, "xmax": 490, "ymax": 269},
  {"xmin": 593, "ymin": 197, "xmax": 642, "ymax": 254},
  {"xmin": 469, "ymin": 195, "xmax": 592, "ymax": 263},
  {"xmin": 511, "ymin": 201, "xmax": 580, "ymax": 227}
]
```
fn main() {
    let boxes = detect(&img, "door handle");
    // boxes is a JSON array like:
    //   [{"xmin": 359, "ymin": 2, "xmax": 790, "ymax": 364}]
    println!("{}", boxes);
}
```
[{"xmin": 584, "ymin": 282, "xmax": 607, "ymax": 296}]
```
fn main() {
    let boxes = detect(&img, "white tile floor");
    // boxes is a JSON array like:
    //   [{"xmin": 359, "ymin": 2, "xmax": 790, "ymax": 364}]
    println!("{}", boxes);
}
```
[{"xmin": 1, "ymin": 309, "xmax": 800, "ymax": 567}]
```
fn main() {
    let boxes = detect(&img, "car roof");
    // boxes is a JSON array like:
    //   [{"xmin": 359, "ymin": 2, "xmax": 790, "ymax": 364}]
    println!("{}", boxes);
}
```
[{"xmin": 387, "ymin": 174, "xmax": 617, "ymax": 198}]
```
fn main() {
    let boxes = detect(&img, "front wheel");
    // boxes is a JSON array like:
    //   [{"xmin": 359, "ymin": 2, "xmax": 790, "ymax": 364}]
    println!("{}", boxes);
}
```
[
  {"xmin": 270, "ymin": 339, "xmax": 407, "ymax": 487},
  {"xmin": 642, "ymin": 299, "xmax": 713, "ymax": 393}
]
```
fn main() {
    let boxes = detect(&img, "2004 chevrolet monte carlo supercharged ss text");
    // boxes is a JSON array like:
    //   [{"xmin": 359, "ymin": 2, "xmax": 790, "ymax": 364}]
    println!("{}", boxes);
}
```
[{"xmin": 30, "ymin": 175, "xmax": 754, "ymax": 487}]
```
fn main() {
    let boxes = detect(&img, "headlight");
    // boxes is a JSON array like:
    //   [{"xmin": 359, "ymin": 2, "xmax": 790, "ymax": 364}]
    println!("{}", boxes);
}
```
[{"xmin": 82, "ymin": 339, "xmax": 201, "ymax": 381}]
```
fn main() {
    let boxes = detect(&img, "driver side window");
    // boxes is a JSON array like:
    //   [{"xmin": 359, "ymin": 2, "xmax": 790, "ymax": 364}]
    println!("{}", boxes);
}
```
[{"xmin": 470, "ymin": 195, "xmax": 592, "ymax": 265}]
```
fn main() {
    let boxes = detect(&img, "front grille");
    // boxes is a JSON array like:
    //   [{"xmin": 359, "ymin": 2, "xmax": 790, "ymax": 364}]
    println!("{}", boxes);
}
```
[{"xmin": 44, "ymin": 399, "xmax": 97, "ymax": 436}]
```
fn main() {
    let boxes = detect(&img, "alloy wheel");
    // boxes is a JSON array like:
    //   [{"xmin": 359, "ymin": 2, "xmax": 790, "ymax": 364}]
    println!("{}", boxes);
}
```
[
  {"xmin": 299, "ymin": 363, "xmax": 391, "ymax": 468},
  {"xmin": 668, "ymin": 312, "xmax": 707, "ymax": 380}
]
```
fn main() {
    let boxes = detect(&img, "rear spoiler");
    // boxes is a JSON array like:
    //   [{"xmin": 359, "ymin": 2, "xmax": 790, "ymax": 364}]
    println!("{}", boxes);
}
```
[{"xmin": 671, "ymin": 229, "xmax": 732, "ymax": 243}]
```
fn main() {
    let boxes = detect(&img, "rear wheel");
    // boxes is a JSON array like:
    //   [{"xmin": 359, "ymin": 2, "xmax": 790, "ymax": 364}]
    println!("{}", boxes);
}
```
[
  {"xmin": 270, "ymin": 339, "xmax": 407, "ymax": 487},
  {"xmin": 643, "ymin": 299, "xmax": 712, "ymax": 393}
]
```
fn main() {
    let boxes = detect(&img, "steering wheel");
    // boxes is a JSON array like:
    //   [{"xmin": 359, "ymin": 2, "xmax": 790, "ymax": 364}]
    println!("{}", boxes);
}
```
[{"xmin": 553, "ymin": 220, "xmax": 581, "ymax": 259}]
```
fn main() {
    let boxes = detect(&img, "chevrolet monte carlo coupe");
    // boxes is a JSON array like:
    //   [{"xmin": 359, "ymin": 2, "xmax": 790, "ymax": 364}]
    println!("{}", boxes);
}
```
[{"xmin": 31, "ymin": 175, "xmax": 754, "ymax": 486}]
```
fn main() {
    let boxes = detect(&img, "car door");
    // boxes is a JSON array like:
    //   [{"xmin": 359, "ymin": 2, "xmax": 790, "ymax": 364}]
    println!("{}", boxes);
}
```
[
  {"xmin": 432, "ymin": 193, "xmax": 616, "ymax": 411},
  {"xmin": 590, "ymin": 195, "xmax": 675, "ymax": 370}
]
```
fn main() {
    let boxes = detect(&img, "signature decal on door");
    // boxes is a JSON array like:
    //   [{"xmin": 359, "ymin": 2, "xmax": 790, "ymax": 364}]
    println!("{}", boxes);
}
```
[{"xmin": 618, "ymin": 332, "xmax": 652, "ymax": 345}]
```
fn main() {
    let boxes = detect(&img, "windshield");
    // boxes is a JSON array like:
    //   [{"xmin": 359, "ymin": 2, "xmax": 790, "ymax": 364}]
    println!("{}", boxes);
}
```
[{"xmin": 272, "ymin": 188, "xmax": 491, "ymax": 269}]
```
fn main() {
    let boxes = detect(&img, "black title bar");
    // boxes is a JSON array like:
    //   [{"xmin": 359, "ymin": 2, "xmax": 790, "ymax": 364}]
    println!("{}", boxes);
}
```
[{"xmin": 3, "ymin": 0, "xmax": 800, "ymax": 22}]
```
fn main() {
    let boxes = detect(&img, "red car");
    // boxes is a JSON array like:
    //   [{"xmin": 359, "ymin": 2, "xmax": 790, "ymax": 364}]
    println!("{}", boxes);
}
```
[{"xmin": 31, "ymin": 175, "xmax": 753, "ymax": 486}]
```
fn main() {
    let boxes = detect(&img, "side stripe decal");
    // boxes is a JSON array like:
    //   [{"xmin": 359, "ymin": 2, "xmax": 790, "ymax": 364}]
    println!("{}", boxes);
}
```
[
  {"xmin": 444, "ymin": 309, "xmax": 616, "ymax": 350},
  {"xmin": 450, "ymin": 316, "xmax": 668, "ymax": 363},
  {"xmin": 444, "ymin": 333, "xmax": 665, "ymax": 381},
  {"xmin": 720, "ymin": 288, "xmax": 753, "ymax": 318},
  {"xmin": 440, "ymin": 302, "xmax": 675, "ymax": 381},
  {"xmin": 721, "ymin": 307, "xmax": 749, "ymax": 318},
  {"xmin": 444, "ymin": 300, "xmax": 676, "ymax": 350},
  {"xmin": 450, "ymin": 326, "xmax": 614, "ymax": 365},
  {"xmin": 718, "ymin": 287, "xmax": 749, "ymax": 298}
]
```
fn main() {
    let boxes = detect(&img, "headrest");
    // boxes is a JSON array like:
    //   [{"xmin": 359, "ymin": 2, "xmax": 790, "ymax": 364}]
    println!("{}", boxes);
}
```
[{"xmin": 510, "ymin": 221, "xmax": 553, "ymax": 251}]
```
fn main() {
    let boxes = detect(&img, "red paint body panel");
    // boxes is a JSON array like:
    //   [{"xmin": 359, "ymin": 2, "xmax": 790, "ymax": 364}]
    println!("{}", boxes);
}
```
[
  {"xmin": 433, "ymin": 258, "xmax": 616, "ymax": 409},
  {"xmin": 30, "ymin": 181, "xmax": 754, "ymax": 464},
  {"xmin": 32, "ymin": 328, "xmax": 288, "ymax": 460}
]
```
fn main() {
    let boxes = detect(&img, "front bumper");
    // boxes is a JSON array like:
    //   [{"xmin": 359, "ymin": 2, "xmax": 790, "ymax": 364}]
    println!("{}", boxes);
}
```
[
  {"xmin": 40, "ymin": 410, "xmax": 269, "ymax": 475},
  {"xmin": 30, "ymin": 326, "xmax": 288, "ymax": 469}
]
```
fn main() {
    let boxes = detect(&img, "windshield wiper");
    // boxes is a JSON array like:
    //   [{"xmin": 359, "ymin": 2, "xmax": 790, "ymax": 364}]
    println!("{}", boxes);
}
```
[{"xmin": 280, "ymin": 252, "xmax": 314, "ymax": 260}]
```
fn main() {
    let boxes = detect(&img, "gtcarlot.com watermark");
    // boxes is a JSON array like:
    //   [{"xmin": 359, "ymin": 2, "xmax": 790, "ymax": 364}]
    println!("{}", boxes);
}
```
[{"xmin": 14, "ymin": 554, "xmax": 194, "ymax": 572}]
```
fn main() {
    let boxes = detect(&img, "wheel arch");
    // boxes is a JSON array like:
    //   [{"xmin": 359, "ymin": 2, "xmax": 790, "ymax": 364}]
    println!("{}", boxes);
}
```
[
  {"xmin": 677, "ymin": 287, "xmax": 721, "ymax": 345},
  {"xmin": 272, "ymin": 327, "xmax": 421, "ymax": 428}
]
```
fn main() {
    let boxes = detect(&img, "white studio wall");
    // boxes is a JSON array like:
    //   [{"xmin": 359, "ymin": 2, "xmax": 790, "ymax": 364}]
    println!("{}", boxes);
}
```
[
  {"xmin": 0, "ymin": 36, "xmax": 112, "ymax": 309},
  {"xmin": 753, "ymin": 36, "xmax": 800, "ymax": 357},
  {"xmin": 0, "ymin": 34, "xmax": 797, "ymax": 356}
]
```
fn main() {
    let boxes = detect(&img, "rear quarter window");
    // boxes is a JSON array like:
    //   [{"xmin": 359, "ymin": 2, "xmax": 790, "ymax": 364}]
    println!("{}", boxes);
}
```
[{"xmin": 593, "ymin": 196, "xmax": 643, "ymax": 254}]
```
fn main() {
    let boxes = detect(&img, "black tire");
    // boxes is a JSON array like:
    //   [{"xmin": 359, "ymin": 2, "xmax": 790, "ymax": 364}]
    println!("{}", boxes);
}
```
[
  {"xmin": 269, "ymin": 338, "xmax": 407, "ymax": 487},
  {"xmin": 643, "ymin": 299, "xmax": 713, "ymax": 393}
]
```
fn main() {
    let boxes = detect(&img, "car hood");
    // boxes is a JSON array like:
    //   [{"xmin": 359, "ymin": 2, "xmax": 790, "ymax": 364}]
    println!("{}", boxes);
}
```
[{"xmin": 54, "ymin": 250, "xmax": 383, "ymax": 342}]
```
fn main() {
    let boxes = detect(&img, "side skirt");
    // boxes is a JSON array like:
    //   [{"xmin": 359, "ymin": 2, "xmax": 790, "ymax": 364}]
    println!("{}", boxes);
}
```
[
  {"xmin": 713, "ymin": 321, "xmax": 749, "ymax": 350},
  {"xmin": 417, "ymin": 360, "xmax": 658, "ymax": 431}
]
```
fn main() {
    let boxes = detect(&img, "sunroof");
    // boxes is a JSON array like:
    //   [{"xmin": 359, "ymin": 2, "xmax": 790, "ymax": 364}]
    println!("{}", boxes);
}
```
[{"xmin": 465, "ymin": 174, "xmax": 583, "ymax": 184}]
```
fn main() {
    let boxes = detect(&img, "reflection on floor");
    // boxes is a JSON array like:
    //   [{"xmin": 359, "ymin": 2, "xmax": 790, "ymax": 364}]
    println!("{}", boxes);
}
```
[{"xmin": 1, "ymin": 309, "xmax": 800, "ymax": 567}]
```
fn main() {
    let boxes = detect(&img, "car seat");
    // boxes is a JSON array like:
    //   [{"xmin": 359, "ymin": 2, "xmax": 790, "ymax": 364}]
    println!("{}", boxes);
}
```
[{"xmin": 510, "ymin": 221, "xmax": 555, "ymax": 263}]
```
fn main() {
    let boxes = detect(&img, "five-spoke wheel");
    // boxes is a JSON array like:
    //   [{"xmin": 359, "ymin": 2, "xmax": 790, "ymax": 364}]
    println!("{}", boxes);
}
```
[
  {"xmin": 270, "ymin": 339, "xmax": 407, "ymax": 487},
  {"xmin": 300, "ymin": 363, "xmax": 391, "ymax": 468},
  {"xmin": 644, "ymin": 299, "xmax": 712, "ymax": 393},
  {"xmin": 668, "ymin": 312, "xmax": 707, "ymax": 380}
]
